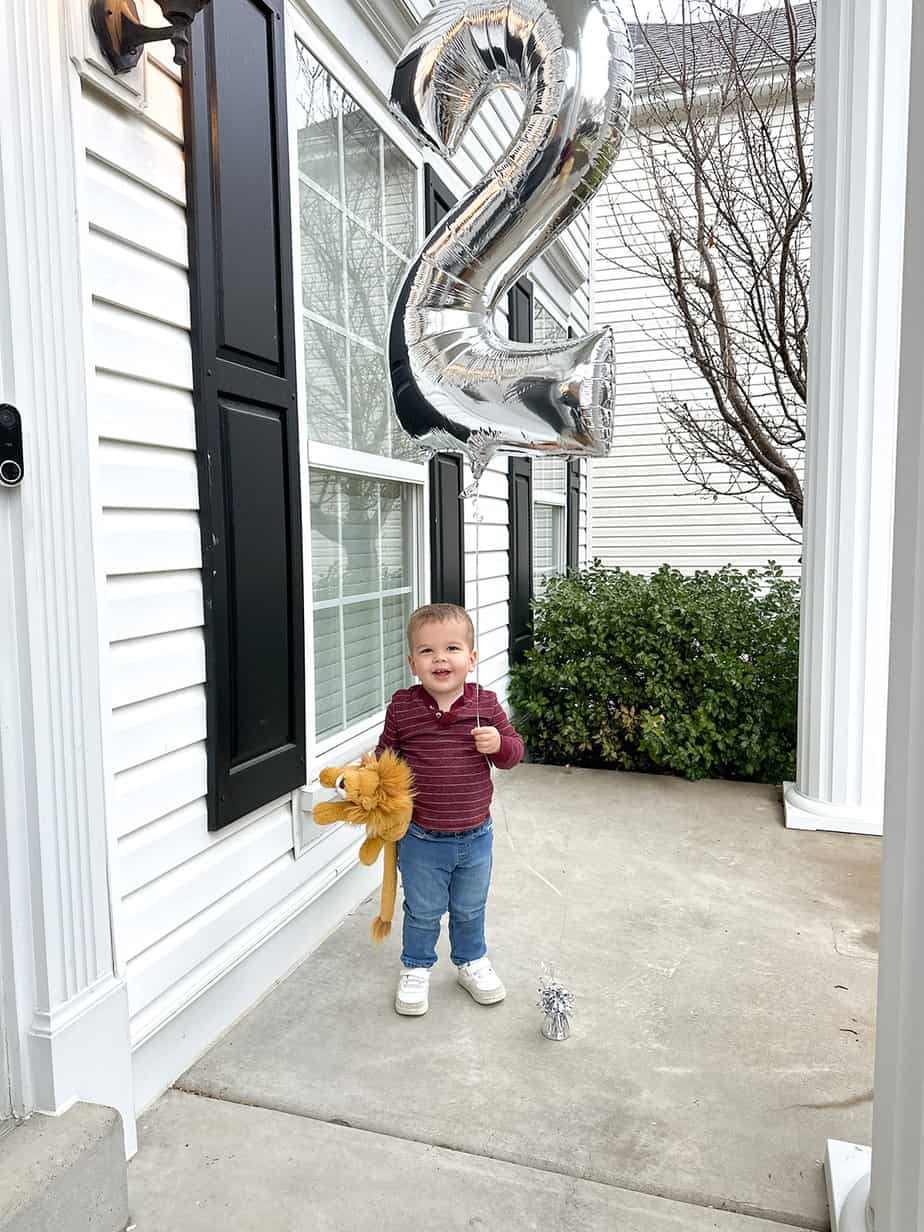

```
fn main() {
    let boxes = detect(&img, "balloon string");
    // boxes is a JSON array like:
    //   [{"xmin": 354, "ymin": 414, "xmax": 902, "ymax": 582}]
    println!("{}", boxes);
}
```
[
  {"xmin": 473, "ymin": 488, "xmax": 481, "ymax": 730},
  {"xmin": 470, "ymin": 484, "xmax": 493, "ymax": 774}
]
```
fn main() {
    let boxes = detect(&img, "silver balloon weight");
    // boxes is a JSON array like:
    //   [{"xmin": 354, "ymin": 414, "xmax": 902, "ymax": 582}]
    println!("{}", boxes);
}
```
[
  {"xmin": 537, "ymin": 966, "xmax": 576, "ymax": 1042},
  {"xmin": 541, "ymin": 1010, "xmax": 571, "ymax": 1041}
]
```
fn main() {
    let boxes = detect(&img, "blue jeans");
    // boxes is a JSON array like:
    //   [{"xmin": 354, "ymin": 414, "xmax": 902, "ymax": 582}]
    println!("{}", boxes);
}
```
[{"xmin": 396, "ymin": 818, "xmax": 494, "ymax": 969}]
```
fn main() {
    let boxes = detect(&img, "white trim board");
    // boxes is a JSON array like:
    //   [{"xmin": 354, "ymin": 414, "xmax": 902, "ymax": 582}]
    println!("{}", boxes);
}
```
[
  {"xmin": 783, "ymin": 783, "xmax": 884, "ymax": 837},
  {"xmin": 825, "ymin": 1140, "xmax": 871, "ymax": 1232}
]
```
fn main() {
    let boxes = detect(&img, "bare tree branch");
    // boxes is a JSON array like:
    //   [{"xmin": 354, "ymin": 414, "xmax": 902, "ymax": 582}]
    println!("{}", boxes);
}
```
[{"xmin": 604, "ymin": 0, "xmax": 813, "ymax": 531}]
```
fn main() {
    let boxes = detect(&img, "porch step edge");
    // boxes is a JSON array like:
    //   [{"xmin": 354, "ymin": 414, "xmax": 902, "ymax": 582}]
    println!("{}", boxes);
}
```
[{"xmin": 0, "ymin": 1102, "xmax": 129, "ymax": 1232}]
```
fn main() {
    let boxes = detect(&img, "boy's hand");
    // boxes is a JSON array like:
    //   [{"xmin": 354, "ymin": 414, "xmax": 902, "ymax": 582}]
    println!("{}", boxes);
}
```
[{"xmin": 471, "ymin": 726, "xmax": 502, "ymax": 755}]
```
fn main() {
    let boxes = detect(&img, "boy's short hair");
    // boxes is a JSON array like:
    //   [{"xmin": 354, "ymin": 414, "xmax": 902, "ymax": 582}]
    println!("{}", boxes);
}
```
[{"xmin": 406, "ymin": 603, "xmax": 475, "ymax": 651}]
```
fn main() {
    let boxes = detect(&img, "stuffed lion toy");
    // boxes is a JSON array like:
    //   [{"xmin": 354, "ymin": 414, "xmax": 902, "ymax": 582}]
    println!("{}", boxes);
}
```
[{"xmin": 313, "ymin": 749, "xmax": 415, "ymax": 943}]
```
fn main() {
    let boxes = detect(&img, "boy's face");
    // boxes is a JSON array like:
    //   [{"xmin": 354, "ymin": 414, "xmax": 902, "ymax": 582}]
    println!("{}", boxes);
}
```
[{"xmin": 407, "ymin": 618, "xmax": 476, "ymax": 703}]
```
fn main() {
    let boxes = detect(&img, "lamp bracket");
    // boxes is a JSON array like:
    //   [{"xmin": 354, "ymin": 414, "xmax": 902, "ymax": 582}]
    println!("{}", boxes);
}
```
[{"xmin": 90, "ymin": 0, "xmax": 198, "ymax": 73}]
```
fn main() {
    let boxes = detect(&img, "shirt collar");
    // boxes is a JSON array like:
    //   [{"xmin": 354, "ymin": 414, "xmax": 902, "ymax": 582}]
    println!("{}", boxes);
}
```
[{"xmin": 414, "ymin": 682, "xmax": 478, "ymax": 718}]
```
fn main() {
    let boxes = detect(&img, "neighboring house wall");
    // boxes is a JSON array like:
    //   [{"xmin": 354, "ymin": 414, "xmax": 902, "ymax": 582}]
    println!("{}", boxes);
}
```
[
  {"xmin": 592, "ymin": 79, "xmax": 807, "ymax": 578},
  {"xmin": 74, "ymin": 0, "xmax": 593, "ymax": 1115}
]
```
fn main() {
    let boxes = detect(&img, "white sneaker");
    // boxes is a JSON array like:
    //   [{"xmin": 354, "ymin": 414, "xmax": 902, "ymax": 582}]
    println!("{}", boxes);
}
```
[
  {"xmin": 456, "ymin": 956, "xmax": 506, "ymax": 1005},
  {"xmin": 395, "ymin": 967, "xmax": 430, "ymax": 1016}
]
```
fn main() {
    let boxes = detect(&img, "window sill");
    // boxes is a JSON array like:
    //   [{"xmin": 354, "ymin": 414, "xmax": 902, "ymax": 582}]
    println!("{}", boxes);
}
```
[
  {"xmin": 305, "ymin": 714, "xmax": 389, "ymax": 794},
  {"xmin": 308, "ymin": 441, "xmax": 426, "ymax": 484}
]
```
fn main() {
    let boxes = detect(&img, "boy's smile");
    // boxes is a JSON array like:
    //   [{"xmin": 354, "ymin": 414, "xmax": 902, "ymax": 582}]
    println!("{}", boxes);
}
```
[{"xmin": 408, "ymin": 617, "xmax": 477, "ymax": 708}]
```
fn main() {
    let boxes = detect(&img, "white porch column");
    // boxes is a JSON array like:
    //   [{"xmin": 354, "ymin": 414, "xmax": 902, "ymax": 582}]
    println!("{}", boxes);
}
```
[
  {"xmin": 784, "ymin": 0, "xmax": 913, "ymax": 836},
  {"xmin": 0, "ymin": 2, "xmax": 134, "ymax": 1151},
  {"xmin": 865, "ymin": 3, "xmax": 924, "ymax": 1221},
  {"xmin": 826, "ymin": 3, "xmax": 924, "ymax": 1227}
]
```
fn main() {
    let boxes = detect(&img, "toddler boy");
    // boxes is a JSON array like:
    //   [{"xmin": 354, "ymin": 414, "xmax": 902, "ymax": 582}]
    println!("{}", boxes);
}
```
[{"xmin": 375, "ymin": 603, "xmax": 524, "ymax": 1016}]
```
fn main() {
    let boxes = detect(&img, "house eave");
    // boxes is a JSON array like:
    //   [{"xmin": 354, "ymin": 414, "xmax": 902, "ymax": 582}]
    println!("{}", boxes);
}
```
[
  {"xmin": 351, "ymin": 0, "xmax": 417, "ymax": 57},
  {"xmin": 545, "ymin": 231, "xmax": 586, "ymax": 294}
]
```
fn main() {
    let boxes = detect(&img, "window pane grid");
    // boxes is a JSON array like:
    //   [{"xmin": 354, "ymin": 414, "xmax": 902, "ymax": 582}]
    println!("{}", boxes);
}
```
[
  {"xmin": 314, "ymin": 586, "xmax": 413, "ymax": 610},
  {"xmin": 310, "ymin": 469, "xmax": 415, "ymax": 742},
  {"xmin": 298, "ymin": 42, "xmax": 420, "ymax": 745},
  {"xmin": 534, "ymin": 503, "xmax": 564, "ymax": 589},
  {"xmin": 297, "ymin": 171, "xmax": 411, "ymax": 265},
  {"xmin": 533, "ymin": 458, "xmax": 567, "ymax": 495},
  {"xmin": 296, "ymin": 41, "xmax": 416, "ymax": 460},
  {"xmin": 533, "ymin": 301, "xmax": 567, "ymax": 345}
]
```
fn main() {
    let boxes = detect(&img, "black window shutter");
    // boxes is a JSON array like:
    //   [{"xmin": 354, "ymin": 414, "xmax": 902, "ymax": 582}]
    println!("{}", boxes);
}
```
[
  {"xmin": 186, "ymin": 0, "xmax": 306, "ymax": 830},
  {"xmin": 430, "ymin": 454, "xmax": 465, "ymax": 606},
  {"xmin": 424, "ymin": 166, "xmax": 465, "ymax": 606},
  {"xmin": 425, "ymin": 165, "xmax": 455, "ymax": 233},
  {"xmin": 508, "ymin": 279, "xmax": 534, "ymax": 347},
  {"xmin": 508, "ymin": 458, "xmax": 534, "ymax": 665},
  {"xmin": 508, "ymin": 279, "xmax": 534, "ymax": 664},
  {"xmin": 567, "ymin": 461, "xmax": 581, "ymax": 570}
]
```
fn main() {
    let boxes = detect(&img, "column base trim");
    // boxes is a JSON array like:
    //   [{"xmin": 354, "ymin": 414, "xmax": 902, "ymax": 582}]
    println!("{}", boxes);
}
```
[
  {"xmin": 826, "ymin": 1139, "xmax": 872, "ymax": 1232},
  {"xmin": 783, "ymin": 783, "xmax": 883, "ymax": 835},
  {"xmin": 28, "ymin": 974, "xmax": 136, "ymax": 1156}
]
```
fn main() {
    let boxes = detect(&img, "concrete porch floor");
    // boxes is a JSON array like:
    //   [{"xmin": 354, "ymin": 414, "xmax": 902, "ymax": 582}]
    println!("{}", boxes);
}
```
[{"xmin": 128, "ymin": 765, "xmax": 880, "ymax": 1231}]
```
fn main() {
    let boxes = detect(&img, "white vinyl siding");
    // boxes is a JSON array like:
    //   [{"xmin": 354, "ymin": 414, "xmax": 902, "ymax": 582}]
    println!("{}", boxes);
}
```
[
  {"xmin": 82, "ymin": 39, "xmax": 360, "ymax": 1106},
  {"xmin": 81, "ymin": 0, "xmax": 596, "ymax": 1112},
  {"xmin": 592, "ymin": 116, "xmax": 804, "ymax": 577}
]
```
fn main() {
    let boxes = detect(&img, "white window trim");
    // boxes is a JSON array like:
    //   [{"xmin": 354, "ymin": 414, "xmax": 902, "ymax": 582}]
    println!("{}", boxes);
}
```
[
  {"xmin": 308, "ymin": 441, "xmax": 425, "ymax": 485},
  {"xmin": 286, "ymin": 7, "xmax": 429, "ymax": 838},
  {"xmin": 287, "ymin": 2, "xmax": 424, "ymax": 167},
  {"xmin": 532, "ymin": 500, "xmax": 567, "ymax": 589},
  {"xmin": 534, "ymin": 491, "xmax": 567, "ymax": 509}
]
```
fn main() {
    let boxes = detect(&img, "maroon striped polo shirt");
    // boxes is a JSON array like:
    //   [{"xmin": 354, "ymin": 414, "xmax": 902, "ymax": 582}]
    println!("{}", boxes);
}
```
[{"xmin": 374, "ymin": 683, "xmax": 524, "ymax": 831}]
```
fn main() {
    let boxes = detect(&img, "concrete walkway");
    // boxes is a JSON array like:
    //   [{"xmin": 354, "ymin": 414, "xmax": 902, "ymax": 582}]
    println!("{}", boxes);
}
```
[{"xmin": 128, "ymin": 766, "xmax": 880, "ymax": 1231}]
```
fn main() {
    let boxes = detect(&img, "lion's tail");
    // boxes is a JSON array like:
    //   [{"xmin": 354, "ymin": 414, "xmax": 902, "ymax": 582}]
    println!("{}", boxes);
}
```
[{"xmin": 370, "ymin": 839, "xmax": 398, "ymax": 943}]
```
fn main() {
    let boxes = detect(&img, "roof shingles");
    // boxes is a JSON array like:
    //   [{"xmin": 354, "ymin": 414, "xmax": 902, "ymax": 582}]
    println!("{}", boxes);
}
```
[{"xmin": 628, "ymin": 3, "xmax": 816, "ymax": 85}]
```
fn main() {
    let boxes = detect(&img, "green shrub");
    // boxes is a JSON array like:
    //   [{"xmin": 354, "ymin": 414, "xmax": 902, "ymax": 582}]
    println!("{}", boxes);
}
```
[{"xmin": 509, "ymin": 563, "xmax": 799, "ymax": 783}]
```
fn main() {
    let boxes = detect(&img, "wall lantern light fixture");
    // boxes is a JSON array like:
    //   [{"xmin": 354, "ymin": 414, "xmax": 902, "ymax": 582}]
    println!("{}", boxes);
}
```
[{"xmin": 91, "ymin": 0, "xmax": 212, "ymax": 74}]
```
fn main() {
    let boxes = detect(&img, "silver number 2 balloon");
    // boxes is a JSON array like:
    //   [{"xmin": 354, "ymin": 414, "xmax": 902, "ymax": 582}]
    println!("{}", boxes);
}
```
[{"xmin": 388, "ymin": 0, "xmax": 634, "ymax": 484}]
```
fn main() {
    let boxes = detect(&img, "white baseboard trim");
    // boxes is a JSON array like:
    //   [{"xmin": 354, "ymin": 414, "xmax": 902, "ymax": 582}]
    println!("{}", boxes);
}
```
[
  {"xmin": 826, "ymin": 1139, "xmax": 872, "ymax": 1232},
  {"xmin": 783, "ymin": 783, "xmax": 884, "ymax": 836},
  {"xmin": 29, "ymin": 974, "xmax": 136, "ymax": 1156},
  {"xmin": 131, "ymin": 857, "xmax": 380, "ymax": 1121}
]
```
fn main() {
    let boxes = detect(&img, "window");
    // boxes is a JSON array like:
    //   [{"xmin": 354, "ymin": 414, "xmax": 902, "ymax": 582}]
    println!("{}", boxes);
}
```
[
  {"xmin": 310, "ymin": 475, "xmax": 415, "ymax": 739},
  {"xmin": 532, "ymin": 303, "xmax": 569, "ymax": 591},
  {"xmin": 294, "ymin": 44, "xmax": 417, "ymax": 460},
  {"xmin": 293, "ymin": 40, "xmax": 423, "ymax": 752},
  {"xmin": 532, "ymin": 460, "xmax": 566, "ymax": 589}
]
